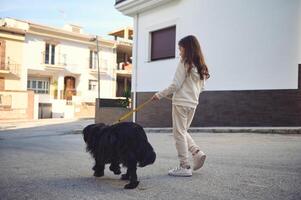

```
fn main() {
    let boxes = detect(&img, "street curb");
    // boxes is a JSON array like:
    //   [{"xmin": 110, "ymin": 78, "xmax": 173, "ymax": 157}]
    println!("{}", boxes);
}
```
[
  {"xmin": 144, "ymin": 127, "xmax": 301, "ymax": 134},
  {"xmin": 2, "ymin": 126, "xmax": 301, "ymax": 135},
  {"xmin": 54, "ymin": 127, "xmax": 301, "ymax": 135}
]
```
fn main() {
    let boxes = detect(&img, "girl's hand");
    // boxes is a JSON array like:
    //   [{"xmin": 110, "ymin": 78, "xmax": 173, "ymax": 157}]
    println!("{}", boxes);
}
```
[{"xmin": 151, "ymin": 94, "xmax": 160, "ymax": 101}]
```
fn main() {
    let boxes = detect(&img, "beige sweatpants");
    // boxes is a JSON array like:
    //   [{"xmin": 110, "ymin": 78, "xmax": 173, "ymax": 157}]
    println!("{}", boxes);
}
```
[{"xmin": 172, "ymin": 104, "xmax": 200, "ymax": 168}]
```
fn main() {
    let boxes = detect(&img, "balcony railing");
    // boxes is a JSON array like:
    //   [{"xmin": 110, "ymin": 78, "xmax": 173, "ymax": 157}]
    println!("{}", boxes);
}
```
[
  {"xmin": 89, "ymin": 58, "xmax": 110, "ymax": 73},
  {"xmin": 115, "ymin": 0, "xmax": 127, "ymax": 5},
  {"xmin": 38, "ymin": 52, "xmax": 112, "ymax": 74},
  {"xmin": 0, "ymin": 63, "xmax": 20, "ymax": 76},
  {"xmin": 116, "ymin": 62, "xmax": 132, "ymax": 71},
  {"xmin": 89, "ymin": 67, "xmax": 109, "ymax": 74},
  {"xmin": 59, "ymin": 89, "xmax": 77, "ymax": 100},
  {"xmin": 52, "ymin": 89, "xmax": 81, "ymax": 105},
  {"xmin": 41, "ymin": 51, "xmax": 67, "ymax": 67}
]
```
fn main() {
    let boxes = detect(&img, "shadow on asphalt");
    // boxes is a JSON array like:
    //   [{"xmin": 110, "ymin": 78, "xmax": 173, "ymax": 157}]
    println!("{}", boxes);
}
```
[
  {"xmin": 0, "ymin": 118, "xmax": 93, "ymax": 133},
  {"xmin": 0, "ymin": 118, "xmax": 93, "ymax": 140}
]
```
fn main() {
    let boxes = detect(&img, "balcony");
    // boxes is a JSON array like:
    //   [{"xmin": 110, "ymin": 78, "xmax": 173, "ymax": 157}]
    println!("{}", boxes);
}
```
[
  {"xmin": 89, "ymin": 67, "xmax": 109, "ymax": 75},
  {"xmin": 53, "ymin": 89, "xmax": 81, "ymax": 105},
  {"xmin": 89, "ymin": 58, "xmax": 110, "ymax": 74},
  {"xmin": 41, "ymin": 51, "xmax": 67, "ymax": 70},
  {"xmin": 0, "ymin": 63, "xmax": 20, "ymax": 77},
  {"xmin": 115, "ymin": 0, "xmax": 177, "ymax": 16},
  {"xmin": 116, "ymin": 62, "xmax": 132, "ymax": 78}
]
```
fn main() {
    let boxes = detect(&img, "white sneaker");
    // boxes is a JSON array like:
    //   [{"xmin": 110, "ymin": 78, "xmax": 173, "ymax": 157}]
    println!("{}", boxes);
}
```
[
  {"xmin": 193, "ymin": 151, "xmax": 206, "ymax": 171},
  {"xmin": 168, "ymin": 166, "xmax": 192, "ymax": 177}
]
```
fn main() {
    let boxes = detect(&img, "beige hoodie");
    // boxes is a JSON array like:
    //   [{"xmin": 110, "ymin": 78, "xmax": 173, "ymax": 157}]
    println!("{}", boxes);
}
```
[{"xmin": 156, "ymin": 60, "xmax": 205, "ymax": 108}]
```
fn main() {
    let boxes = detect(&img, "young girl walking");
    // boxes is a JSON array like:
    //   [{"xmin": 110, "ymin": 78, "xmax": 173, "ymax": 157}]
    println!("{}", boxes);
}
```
[{"xmin": 151, "ymin": 35, "xmax": 210, "ymax": 177}]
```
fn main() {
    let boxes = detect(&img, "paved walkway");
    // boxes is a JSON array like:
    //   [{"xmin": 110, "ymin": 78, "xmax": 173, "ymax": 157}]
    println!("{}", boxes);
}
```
[
  {"xmin": 1, "ymin": 118, "xmax": 300, "ymax": 134},
  {"xmin": 0, "ymin": 118, "xmax": 93, "ymax": 130}
]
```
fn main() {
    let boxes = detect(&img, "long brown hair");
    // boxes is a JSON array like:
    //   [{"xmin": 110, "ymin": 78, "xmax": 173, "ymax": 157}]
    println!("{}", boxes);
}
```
[{"xmin": 178, "ymin": 35, "xmax": 210, "ymax": 80}]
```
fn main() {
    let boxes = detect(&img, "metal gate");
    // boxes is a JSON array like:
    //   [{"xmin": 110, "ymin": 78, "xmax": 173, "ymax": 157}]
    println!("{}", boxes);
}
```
[{"xmin": 38, "ymin": 103, "xmax": 52, "ymax": 119}]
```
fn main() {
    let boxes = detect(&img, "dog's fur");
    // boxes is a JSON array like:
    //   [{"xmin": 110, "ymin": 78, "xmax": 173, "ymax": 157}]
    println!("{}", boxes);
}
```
[{"xmin": 82, "ymin": 122, "xmax": 156, "ymax": 189}]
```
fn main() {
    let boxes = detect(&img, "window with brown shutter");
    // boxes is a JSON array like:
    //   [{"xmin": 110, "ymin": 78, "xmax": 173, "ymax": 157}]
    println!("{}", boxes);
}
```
[
  {"xmin": 151, "ymin": 26, "xmax": 176, "ymax": 61},
  {"xmin": 0, "ymin": 77, "xmax": 4, "ymax": 91}
]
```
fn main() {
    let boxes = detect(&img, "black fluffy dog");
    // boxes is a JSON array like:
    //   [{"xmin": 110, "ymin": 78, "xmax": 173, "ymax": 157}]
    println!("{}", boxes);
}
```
[{"xmin": 82, "ymin": 122, "xmax": 156, "ymax": 189}]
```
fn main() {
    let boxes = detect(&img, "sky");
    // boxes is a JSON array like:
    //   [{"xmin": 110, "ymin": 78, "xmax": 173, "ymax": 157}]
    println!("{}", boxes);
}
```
[{"xmin": 0, "ymin": 0, "xmax": 133, "ymax": 39}]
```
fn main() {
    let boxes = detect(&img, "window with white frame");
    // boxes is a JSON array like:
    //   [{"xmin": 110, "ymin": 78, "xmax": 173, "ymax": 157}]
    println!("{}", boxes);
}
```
[
  {"xmin": 88, "ymin": 80, "xmax": 97, "ymax": 91},
  {"xmin": 45, "ymin": 43, "xmax": 56, "ymax": 65},
  {"xmin": 89, "ymin": 50, "xmax": 98, "ymax": 69},
  {"xmin": 27, "ymin": 78, "xmax": 50, "ymax": 94}
]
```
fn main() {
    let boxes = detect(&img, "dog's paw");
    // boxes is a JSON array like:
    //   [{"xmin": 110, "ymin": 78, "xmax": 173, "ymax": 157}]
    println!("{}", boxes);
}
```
[
  {"xmin": 93, "ymin": 171, "xmax": 104, "ymax": 177},
  {"xmin": 121, "ymin": 173, "xmax": 130, "ymax": 180},
  {"xmin": 124, "ymin": 181, "xmax": 139, "ymax": 189}
]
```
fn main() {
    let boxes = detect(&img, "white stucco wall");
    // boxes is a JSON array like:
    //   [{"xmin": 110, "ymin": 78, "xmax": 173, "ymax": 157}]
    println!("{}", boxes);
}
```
[
  {"xmin": 134, "ymin": 0, "xmax": 300, "ymax": 92},
  {"xmin": 24, "ymin": 34, "xmax": 90, "ymax": 71},
  {"xmin": 24, "ymin": 33, "xmax": 117, "ymax": 102}
]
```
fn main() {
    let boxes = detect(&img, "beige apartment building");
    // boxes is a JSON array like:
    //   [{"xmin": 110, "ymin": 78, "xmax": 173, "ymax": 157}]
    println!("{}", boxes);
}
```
[
  {"xmin": 0, "ymin": 21, "xmax": 34, "ymax": 120},
  {"xmin": 0, "ymin": 18, "xmax": 132, "ymax": 120}
]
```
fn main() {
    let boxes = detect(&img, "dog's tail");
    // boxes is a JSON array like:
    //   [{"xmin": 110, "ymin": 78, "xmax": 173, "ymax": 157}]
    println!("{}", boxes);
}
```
[{"xmin": 138, "ymin": 143, "xmax": 156, "ymax": 167}]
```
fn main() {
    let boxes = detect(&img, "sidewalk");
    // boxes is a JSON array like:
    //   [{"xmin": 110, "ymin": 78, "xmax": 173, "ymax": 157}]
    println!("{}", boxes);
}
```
[
  {"xmin": 0, "ymin": 118, "xmax": 93, "ymax": 131},
  {"xmin": 145, "ymin": 127, "xmax": 301, "ymax": 134},
  {"xmin": 1, "ymin": 118, "xmax": 300, "ymax": 134}
]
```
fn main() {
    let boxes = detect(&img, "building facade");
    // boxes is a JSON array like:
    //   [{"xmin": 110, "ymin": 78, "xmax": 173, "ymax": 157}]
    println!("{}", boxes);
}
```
[
  {"xmin": 0, "ymin": 20, "xmax": 34, "ymax": 120},
  {"xmin": 109, "ymin": 27, "xmax": 133, "ymax": 98},
  {"xmin": 115, "ymin": 0, "xmax": 301, "ymax": 127},
  {"xmin": 0, "ymin": 18, "xmax": 132, "ymax": 120}
]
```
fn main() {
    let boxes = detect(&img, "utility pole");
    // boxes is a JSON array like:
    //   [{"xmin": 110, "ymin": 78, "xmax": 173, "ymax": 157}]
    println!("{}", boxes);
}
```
[{"xmin": 90, "ymin": 36, "xmax": 101, "ymax": 106}]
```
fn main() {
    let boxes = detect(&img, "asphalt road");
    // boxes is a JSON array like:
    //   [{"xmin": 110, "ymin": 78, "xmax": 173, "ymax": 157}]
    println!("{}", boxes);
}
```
[{"xmin": 0, "ymin": 119, "xmax": 301, "ymax": 200}]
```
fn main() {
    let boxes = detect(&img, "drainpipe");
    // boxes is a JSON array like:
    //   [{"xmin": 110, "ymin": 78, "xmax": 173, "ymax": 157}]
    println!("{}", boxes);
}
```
[{"xmin": 132, "ymin": 13, "xmax": 139, "ymax": 123}]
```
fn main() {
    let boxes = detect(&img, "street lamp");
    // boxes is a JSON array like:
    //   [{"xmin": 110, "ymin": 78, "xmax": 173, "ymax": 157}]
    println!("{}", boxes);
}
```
[{"xmin": 89, "ymin": 36, "xmax": 100, "ymax": 100}]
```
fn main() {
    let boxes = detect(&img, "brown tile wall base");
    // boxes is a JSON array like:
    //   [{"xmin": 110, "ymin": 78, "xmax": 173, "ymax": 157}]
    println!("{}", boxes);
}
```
[
  {"xmin": 95, "ymin": 99, "xmax": 132, "ymax": 125},
  {"xmin": 136, "ymin": 65, "xmax": 301, "ymax": 127}
]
